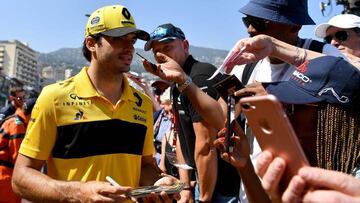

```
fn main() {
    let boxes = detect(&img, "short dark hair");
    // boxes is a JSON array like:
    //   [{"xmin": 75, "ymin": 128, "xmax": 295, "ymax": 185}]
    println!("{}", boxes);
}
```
[
  {"xmin": 82, "ymin": 35, "xmax": 102, "ymax": 62},
  {"xmin": 9, "ymin": 86, "xmax": 24, "ymax": 97}
]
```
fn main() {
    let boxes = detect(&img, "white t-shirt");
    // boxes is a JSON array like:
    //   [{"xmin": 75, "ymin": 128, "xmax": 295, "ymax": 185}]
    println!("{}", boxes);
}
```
[{"xmin": 232, "ymin": 39, "xmax": 345, "ymax": 203}]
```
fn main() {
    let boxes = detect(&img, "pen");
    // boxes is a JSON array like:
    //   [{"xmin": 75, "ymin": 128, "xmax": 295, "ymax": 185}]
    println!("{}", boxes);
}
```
[{"xmin": 106, "ymin": 176, "xmax": 121, "ymax": 187}]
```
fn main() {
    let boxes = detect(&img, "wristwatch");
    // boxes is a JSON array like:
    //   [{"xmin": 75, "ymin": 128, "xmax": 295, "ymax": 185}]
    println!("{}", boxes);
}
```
[{"xmin": 176, "ymin": 76, "xmax": 192, "ymax": 93}]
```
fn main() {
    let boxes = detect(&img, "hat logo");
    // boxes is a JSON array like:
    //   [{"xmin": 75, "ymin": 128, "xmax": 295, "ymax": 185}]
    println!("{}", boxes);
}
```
[
  {"xmin": 122, "ymin": 7, "xmax": 131, "ymax": 20},
  {"xmin": 296, "ymin": 61, "xmax": 309, "ymax": 73},
  {"xmin": 318, "ymin": 87, "xmax": 350, "ymax": 103},
  {"xmin": 90, "ymin": 16, "xmax": 100, "ymax": 25},
  {"xmin": 292, "ymin": 70, "xmax": 311, "ymax": 84}
]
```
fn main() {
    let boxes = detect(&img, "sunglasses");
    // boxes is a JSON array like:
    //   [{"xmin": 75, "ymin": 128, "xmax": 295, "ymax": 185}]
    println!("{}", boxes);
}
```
[
  {"xmin": 15, "ymin": 96, "xmax": 25, "ymax": 101},
  {"xmin": 324, "ymin": 31, "xmax": 349, "ymax": 43},
  {"xmin": 242, "ymin": 16, "xmax": 269, "ymax": 32}
]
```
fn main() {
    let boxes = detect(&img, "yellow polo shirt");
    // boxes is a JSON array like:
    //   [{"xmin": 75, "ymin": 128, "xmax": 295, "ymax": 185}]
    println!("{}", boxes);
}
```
[{"xmin": 20, "ymin": 67, "xmax": 154, "ymax": 187}]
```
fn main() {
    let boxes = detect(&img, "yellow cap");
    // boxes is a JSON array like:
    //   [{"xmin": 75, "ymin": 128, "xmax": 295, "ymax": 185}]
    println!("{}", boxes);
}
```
[{"xmin": 85, "ymin": 5, "xmax": 149, "ymax": 40}]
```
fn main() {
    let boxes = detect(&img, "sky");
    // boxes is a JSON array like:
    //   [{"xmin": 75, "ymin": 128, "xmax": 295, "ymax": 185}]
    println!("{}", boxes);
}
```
[{"xmin": 1, "ymin": 0, "xmax": 345, "ymax": 53}]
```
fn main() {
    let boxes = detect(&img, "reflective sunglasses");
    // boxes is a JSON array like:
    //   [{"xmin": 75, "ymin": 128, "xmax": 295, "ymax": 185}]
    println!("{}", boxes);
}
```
[
  {"xmin": 324, "ymin": 31, "xmax": 349, "ymax": 43},
  {"xmin": 16, "ymin": 96, "xmax": 25, "ymax": 101},
  {"xmin": 242, "ymin": 16, "xmax": 269, "ymax": 32}
]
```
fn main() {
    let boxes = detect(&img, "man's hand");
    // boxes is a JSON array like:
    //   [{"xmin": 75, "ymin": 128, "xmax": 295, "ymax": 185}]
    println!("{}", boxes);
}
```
[
  {"xmin": 140, "ymin": 176, "xmax": 181, "ymax": 203},
  {"xmin": 142, "ymin": 52, "xmax": 187, "ymax": 84},
  {"xmin": 74, "ymin": 181, "xmax": 133, "ymax": 202}
]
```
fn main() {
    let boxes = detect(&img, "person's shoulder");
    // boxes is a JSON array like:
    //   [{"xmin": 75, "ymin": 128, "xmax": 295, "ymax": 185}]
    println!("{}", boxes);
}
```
[
  {"xmin": 194, "ymin": 60, "xmax": 217, "ymax": 71},
  {"xmin": 41, "ymin": 77, "xmax": 76, "ymax": 97}
]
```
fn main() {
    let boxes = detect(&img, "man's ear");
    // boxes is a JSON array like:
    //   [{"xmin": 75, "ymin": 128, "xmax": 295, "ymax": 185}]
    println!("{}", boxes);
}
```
[
  {"xmin": 85, "ymin": 36, "xmax": 97, "ymax": 52},
  {"xmin": 183, "ymin": 39, "xmax": 190, "ymax": 54}
]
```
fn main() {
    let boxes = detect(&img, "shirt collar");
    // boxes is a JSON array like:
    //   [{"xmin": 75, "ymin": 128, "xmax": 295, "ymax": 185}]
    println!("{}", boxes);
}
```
[
  {"xmin": 74, "ymin": 67, "xmax": 137, "ymax": 103},
  {"xmin": 183, "ymin": 55, "xmax": 197, "ymax": 75}
]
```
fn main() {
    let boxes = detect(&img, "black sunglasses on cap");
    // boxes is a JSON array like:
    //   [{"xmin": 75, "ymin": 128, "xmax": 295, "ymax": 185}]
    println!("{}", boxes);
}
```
[
  {"xmin": 242, "ymin": 16, "xmax": 269, "ymax": 32},
  {"xmin": 324, "ymin": 31, "xmax": 349, "ymax": 44}
]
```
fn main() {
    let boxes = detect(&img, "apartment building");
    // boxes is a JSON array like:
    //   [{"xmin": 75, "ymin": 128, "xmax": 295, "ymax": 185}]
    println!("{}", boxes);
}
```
[{"xmin": 0, "ymin": 40, "xmax": 39, "ymax": 89}]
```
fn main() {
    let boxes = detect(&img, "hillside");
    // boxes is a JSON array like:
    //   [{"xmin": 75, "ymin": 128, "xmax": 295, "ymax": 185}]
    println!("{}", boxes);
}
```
[{"xmin": 38, "ymin": 45, "xmax": 229, "ymax": 74}]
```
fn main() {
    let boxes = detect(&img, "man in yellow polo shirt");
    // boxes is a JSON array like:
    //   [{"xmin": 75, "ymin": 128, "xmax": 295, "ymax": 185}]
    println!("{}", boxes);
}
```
[{"xmin": 11, "ymin": 4, "xmax": 178, "ymax": 202}]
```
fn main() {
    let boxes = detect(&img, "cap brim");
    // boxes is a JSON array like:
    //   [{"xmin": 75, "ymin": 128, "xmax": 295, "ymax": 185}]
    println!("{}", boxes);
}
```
[
  {"xmin": 144, "ymin": 37, "xmax": 177, "ymax": 51},
  {"xmin": 315, "ymin": 22, "xmax": 358, "ymax": 38},
  {"xmin": 263, "ymin": 82, "xmax": 323, "ymax": 104},
  {"xmin": 239, "ymin": 3, "xmax": 315, "ymax": 25},
  {"xmin": 314, "ymin": 23, "xmax": 331, "ymax": 38},
  {"xmin": 102, "ymin": 27, "xmax": 150, "ymax": 41}
]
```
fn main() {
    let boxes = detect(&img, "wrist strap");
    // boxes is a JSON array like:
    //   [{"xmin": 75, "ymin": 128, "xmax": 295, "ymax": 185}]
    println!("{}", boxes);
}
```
[{"xmin": 176, "ymin": 76, "xmax": 192, "ymax": 93}]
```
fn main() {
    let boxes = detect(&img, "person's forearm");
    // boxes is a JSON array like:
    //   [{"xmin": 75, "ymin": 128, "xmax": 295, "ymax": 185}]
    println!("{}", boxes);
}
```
[
  {"xmin": 160, "ymin": 135, "xmax": 167, "ymax": 172},
  {"xmin": 176, "ymin": 138, "xmax": 192, "ymax": 188},
  {"xmin": 270, "ymin": 37, "xmax": 324, "ymax": 66},
  {"xmin": 12, "ymin": 165, "xmax": 82, "ymax": 202},
  {"xmin": 181, "ymin": 83, "xmax": 225, "ymax": 130},
  {"xmin": 194, "ymin": 123, "xmax": 218, "ymax": 202},
  {"xmin": 237, "ymin": 159, "xmax": 271, "ymax": 203},
  {"xmin": 195, "ymin": 147, "xmax": 217, "ymax": 202}
]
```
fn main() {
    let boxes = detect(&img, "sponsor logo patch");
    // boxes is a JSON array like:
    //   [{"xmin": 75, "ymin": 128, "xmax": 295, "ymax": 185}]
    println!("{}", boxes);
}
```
[
  {"xmin": 91, "ymin": 16, "xmax": 100, "ymax": 25},
  {"xmin": 74, "ymin": 110, "xmax": 87, "ymax": 120},
  {"xmin": 292, "ymin": 70, "xmax": 311, "ymax": 84},
  {"xmin": 134, "ymin": 114, "xmax": 146, "ymax": 123}
]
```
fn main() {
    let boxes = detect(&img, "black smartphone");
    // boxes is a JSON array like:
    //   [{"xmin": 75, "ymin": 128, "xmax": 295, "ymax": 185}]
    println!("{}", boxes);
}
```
[
  {"xmin": 136, "ymin": 52, "xmax": 158, "ymax": 72},
  {"xmin": 213, "ymin": 74, "xmax": 245, "ymax": 102}
]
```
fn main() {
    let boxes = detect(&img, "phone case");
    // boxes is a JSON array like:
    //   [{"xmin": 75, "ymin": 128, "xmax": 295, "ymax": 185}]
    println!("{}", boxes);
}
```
[
  {"xmin": 239, "ymin": 95, "xmax": 309, "ymax": 189},
  {"xmin": 130, "ymin": 182, "xmax": 185, "ymax": 198},
  {"xmin": 213, "ymin": 74, "xmax": 245, "ymax": 102}
]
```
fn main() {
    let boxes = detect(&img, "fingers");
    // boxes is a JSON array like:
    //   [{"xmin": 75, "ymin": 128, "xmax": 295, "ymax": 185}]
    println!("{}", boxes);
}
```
[
  {"xmin": 255, "ymin": 151, "xmax": 274, "ymax": 177},
  {"xmin": 281, "ymin": 175, "xmax": 306, "ymax": 203},
  {"xmin": 299, "ymin": 167, "xmax": 360, "ymax": 195},
  {"xmin": 261, "ymin": 157, "xmax": 286, "ymax": 196},
  {"xmin": 234, "ymin": 83, "xmax": 267, "ymax": 97},
  {"xmin": 141, "ymin": 192, "xmax": 174, "ymax": 203},
  {"xmin": 302, "ymin": 190, "xmax": 355, "ymax": 203},
  {"xmin": 142, "ymin": 60, "xmax": 161, "ymax": 75}
]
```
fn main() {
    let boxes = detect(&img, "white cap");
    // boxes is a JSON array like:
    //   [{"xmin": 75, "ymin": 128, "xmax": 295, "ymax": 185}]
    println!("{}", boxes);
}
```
[{"xmin": 315, "ymin": 14, "xmax": 360, "ymax": 38}]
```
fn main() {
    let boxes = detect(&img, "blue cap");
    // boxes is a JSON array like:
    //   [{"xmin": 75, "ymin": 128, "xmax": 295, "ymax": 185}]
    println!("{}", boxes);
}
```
[
  {"xmin": 239, "ymin": 0, "xmax": 315, "ymax": 25},
  {"xmin": 264, "ymin": 56, "xmax": 360, "ymax": 109},
  {"xmin": 144, "ymin": 23, "xmax": 185, "ymax": 51}
]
